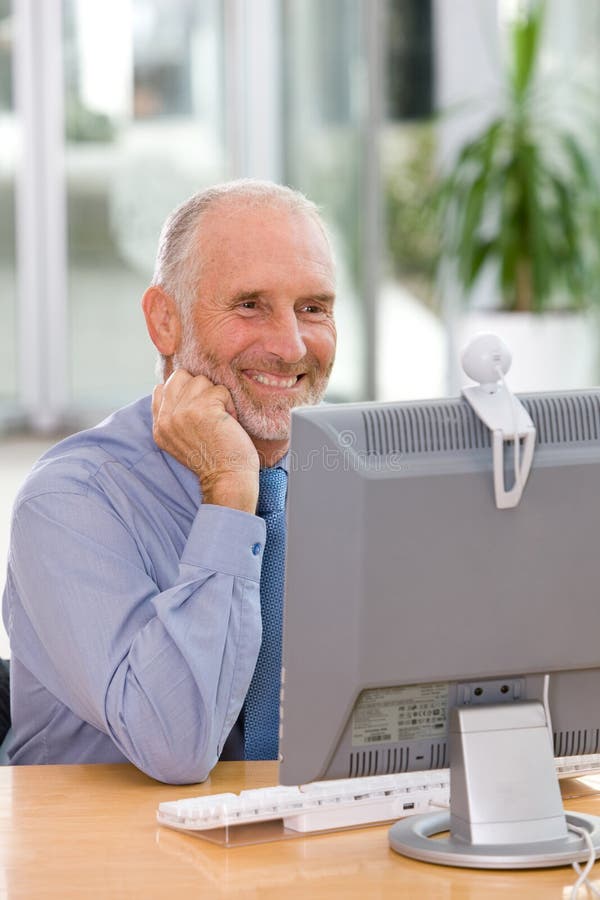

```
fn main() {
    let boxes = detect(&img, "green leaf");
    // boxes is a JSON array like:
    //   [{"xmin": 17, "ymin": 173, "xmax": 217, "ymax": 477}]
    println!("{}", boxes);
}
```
[
  {"xmin": 509, "ymin": 1, "xmax": 545, "ymax": 102},
  {"xmin": 435, "ymin": 0, "xmax": 600, "ymax": 311},
  {"xmin": 468, "ymin": 240, "xmax": 495, "ymax": 284},
  {"xmin": 559, "ymin": 132, "xmax": 597, "ymax": 190}
]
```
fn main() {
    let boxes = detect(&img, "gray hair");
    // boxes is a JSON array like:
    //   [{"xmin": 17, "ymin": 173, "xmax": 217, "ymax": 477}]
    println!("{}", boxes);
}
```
[{"xmin": 151, "ymin": 178, "xmax": 328, "ymax": 310}]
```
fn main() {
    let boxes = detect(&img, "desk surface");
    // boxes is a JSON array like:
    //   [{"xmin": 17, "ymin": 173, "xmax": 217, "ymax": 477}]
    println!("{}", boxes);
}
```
[{"xmin": 1, "ymin": 762, "xmax": 599, "ymax": 898}]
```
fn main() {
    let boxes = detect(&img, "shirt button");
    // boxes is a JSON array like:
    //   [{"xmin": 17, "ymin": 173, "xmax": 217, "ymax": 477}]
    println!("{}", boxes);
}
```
[{"xmin": 252, "ymin": 542, "xmax": 262, "ymax": 556}]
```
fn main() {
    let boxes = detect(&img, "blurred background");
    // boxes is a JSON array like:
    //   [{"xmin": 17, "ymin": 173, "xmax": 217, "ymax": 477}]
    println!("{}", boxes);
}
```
[{"xmin": 1, "ymin": 0, "xmax": 600, "ymax": 654}]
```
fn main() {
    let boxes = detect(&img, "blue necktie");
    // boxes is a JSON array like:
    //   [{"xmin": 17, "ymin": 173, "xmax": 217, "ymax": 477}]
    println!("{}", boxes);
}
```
[{"xmin": 243, "ymin": 466, "xmax": 288, "ymax": 760}]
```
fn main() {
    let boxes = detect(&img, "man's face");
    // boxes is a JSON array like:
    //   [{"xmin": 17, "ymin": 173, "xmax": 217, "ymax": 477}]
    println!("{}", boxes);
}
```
[{"xmin": 174, "ymin": 201, "xmax": 337, "ymax": 442}]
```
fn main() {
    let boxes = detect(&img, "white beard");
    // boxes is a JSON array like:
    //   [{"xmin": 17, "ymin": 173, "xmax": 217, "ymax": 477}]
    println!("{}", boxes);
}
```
[{"xmin": 172, "ymin": 341, "xmax": 332, "ymax": 441}]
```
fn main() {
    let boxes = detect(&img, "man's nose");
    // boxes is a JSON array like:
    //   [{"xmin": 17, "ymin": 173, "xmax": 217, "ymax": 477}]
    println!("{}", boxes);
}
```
[{"xmin": 262, "ymin": 310, "xmax": 307, "ymax": 363}]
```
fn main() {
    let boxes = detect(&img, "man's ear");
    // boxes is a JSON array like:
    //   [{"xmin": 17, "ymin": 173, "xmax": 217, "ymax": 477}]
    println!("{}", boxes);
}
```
[{"xmin": 141, "ymin": 286, "xmax": 182, "ymax": 357}]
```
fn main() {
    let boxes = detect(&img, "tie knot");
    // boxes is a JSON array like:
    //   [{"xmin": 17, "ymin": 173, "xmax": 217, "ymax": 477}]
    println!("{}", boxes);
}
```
[{"xmin": 257, "ymin": 467, "xmax": 288, "ymax": 515}]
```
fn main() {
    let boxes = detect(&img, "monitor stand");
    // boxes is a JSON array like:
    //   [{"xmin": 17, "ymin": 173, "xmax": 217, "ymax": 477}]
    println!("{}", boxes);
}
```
[{"xmin": 389, "ymin": 701, "xmax": 600, "ymax": 868}]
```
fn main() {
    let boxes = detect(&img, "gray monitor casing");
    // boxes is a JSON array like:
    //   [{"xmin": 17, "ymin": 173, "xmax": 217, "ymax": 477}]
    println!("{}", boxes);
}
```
[{"xmin": 279, "ymin": 391, "xmax": 600, "ymax": 786}]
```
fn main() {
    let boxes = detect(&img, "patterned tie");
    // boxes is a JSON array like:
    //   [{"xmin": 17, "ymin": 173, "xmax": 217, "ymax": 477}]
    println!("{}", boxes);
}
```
[{"xmin": 243, "ymin": 466, "xmax": 288, "ymax": 760}]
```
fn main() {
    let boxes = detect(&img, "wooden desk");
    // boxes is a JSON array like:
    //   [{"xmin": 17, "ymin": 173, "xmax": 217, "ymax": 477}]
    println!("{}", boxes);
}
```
[{"xmin": 0, "ymin": 762, "xmax": 599, "ymax": 898}]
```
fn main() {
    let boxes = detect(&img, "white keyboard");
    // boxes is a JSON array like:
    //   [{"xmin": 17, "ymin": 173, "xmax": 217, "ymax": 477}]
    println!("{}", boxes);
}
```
[{"xmin": 157, "ymin": 753, "xmax": 600, "ymax": 836}]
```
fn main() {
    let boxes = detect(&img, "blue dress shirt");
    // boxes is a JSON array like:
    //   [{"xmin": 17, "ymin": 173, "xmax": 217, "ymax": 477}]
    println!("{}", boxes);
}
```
[{"xmin": 2, "ymin": 396, "xmax": 267, "ymax": 784}]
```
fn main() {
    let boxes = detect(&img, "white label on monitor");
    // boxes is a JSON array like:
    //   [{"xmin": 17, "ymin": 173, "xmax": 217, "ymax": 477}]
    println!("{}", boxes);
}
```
[{"xmin": 352, "ymin": 683, "xmax": 449, "ymax": 746}]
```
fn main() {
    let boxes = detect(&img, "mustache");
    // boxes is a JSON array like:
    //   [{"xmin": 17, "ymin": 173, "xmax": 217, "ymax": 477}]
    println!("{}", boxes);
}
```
[
  {"xmin": 231, "ymin": 354, "xmax": 322, "ymax": 378},
  {"xmin": 178, "ymin": 345, "xmax": 333, "ymax": 383}
]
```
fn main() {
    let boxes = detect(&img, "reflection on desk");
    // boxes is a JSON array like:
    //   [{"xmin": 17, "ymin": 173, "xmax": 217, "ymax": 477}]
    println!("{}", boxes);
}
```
[{"xmin": 0, "ymin": 761, "xmax": 599, "ymax": 898}]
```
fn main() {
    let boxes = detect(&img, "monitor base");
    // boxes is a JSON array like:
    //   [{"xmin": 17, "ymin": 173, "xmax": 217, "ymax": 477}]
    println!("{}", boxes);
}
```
[{"xmin": 389, "ymin": 810, "xmax": 600, "ymax": 869}]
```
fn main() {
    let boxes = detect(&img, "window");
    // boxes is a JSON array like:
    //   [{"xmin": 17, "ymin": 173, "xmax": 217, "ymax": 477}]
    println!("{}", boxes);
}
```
[
  {"xmin": 64, "ymin": 0, "xmax": 227, "ymax": 416},
  {"xmin": 0, "ymin": 0, "xmax": 18, "ymax": 423}
]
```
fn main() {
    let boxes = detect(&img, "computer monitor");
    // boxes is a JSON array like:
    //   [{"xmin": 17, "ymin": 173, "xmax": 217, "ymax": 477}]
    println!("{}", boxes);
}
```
[{"xmin": 279, "ymin": 388, "xmax": 600, "ymax": 867}]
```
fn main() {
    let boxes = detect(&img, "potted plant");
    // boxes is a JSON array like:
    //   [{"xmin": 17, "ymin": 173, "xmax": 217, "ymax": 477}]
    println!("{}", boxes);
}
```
[{"xmin": 438, "ymin": 0, "xmax": 600, "ymax": 390}]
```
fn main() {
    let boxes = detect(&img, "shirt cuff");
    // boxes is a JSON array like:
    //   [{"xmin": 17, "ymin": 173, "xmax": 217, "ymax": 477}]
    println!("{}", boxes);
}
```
[{"xmin": 181, "ymin": 504, "xmax": 266, "ymax": 581}]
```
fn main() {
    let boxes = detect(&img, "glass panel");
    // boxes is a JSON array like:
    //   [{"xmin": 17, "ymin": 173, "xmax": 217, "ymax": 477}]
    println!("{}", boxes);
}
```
[
  {"xmin": 379, "ymin": 0, "xmax": 445, "ymax": 401},
  {"xmin": 63, "ymin": 0, "xmax": 226, "ymax": 417},
  {"xmin": 442, "ymin": 0, "xmax": 600, "ymax": 394},
  {"xmin": 282, "ymin": 0, "xmax": 366, "ymax": 402},
  {"xmin": 0, "ymin": 0, "xmax": 18, "ymax": 420}
]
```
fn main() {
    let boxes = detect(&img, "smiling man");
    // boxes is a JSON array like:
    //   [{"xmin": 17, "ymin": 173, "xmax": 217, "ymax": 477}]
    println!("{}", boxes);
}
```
[{"xmin": 2, "ymin": 181, "xmax": 336, "ymax": 783}]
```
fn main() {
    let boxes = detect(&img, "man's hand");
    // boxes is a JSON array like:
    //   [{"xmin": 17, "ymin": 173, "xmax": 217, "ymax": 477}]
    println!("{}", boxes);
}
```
[{"xmin": 152, "ymin": 370, "xmax": 259, "ymax": 513}]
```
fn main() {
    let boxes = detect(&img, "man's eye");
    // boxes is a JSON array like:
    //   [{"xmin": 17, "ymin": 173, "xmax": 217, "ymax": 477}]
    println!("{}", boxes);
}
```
[
  {"xmin": 301, "ymin": 304, "xmax": 327, "ymax": 315},
  {"xmin": 240, "ymin": 301, "xmax": 257, "ymax": 310}
]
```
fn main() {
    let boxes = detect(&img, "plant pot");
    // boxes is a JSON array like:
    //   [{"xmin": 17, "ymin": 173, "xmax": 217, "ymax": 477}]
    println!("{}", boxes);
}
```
[
  {"xmin": 449, "ymin": 311, "xmax": 600, "ymax": 395},
  {"xmin": 378, "ymin": 281, "xmax": 446, "ymax": 401}
]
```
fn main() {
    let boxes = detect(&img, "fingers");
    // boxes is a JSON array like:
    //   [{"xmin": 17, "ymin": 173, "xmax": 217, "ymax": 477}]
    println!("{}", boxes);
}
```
[
  {"xmin": 151, "ymin": 384, "xmax": 164, "ymax": 420},
  {"xmin": 152, "ymin": 370, "xmax": 238, "ymax": 452},
  {"xmin": 163, "ymin": 370, "xmax": 230, "ymax": 408},
  {"xmin": 161, "ymin": 369, "xmax": 196, "ymax": 408},
  {"xmin": 208, "ymin": 384, "xmax": 238, "ymax": 420},
  {"xmin": 156, "ymin": 371, "xmax": 212, "ymax": 416},
  {"xmin": 150, "ymin": 368, "xmax": 258, "ymax": 511}
]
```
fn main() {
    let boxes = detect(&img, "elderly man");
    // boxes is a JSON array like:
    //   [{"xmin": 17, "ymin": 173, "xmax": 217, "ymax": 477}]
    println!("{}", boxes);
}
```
[{"xmin": 2, "ymin": 180, "xmax": 336, "ymax": 784}]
